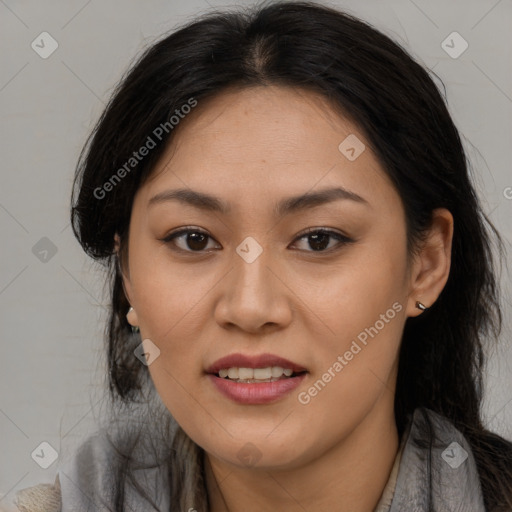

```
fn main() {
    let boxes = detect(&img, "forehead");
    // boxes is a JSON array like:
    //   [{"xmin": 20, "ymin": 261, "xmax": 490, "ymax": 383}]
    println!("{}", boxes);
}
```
[
  {"xmin": 137, "ymin": 85, "xmax": 400, "ymax": 216},
  {"xmin": 159, "ymin": 85, "xmax": 362, "ymax": 164}
]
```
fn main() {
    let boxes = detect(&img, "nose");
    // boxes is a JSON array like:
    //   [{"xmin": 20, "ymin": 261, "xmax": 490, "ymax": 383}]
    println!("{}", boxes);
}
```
[{"xmin": 213, "ymin": 240, "xmax": 293, "ymax": 334}]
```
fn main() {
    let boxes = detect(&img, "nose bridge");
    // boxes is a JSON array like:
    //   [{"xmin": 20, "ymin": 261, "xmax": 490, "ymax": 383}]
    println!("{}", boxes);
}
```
[
  {"xmin": 214, "ymin": 233, "xmax": 291, "ymax": 331},
  {"xmin": 232, "ymin": 235, "xmax": 273, "ymax": 297}
]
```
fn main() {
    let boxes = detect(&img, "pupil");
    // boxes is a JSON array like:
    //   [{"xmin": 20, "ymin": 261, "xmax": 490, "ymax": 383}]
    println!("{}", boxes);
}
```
[
  {"xmin": 188, "ymin": 232, "xmax": 207, "ymax": 251},
  {"xmin": 309, "ymin": 233, "xmax": 329, "ymax": 251}
]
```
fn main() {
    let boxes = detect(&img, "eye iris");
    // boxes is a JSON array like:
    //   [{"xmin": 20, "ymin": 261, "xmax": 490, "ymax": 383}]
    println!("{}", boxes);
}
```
[
  {"xmin": 308, "ymin": 232, "xmax": 330, "ymax": 251},
  {"xmin": 187, "ymin": 232, "xmax": 208, "ymax": 251}
]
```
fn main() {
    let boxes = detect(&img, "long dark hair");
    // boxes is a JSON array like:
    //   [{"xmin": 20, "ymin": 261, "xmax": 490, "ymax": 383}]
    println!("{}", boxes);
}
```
[{"xmin": 70, "ymin": 1, "xmax": 512, "ymax": 510}]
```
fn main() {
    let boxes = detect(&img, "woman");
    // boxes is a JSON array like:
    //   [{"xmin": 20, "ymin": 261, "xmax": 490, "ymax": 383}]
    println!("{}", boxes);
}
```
[{"xmin": 7, "ymin": 1, "xmax": 512, "ymax": 510}]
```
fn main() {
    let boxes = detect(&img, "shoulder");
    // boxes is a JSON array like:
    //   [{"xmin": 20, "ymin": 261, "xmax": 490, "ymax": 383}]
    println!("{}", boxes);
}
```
[
  {"xmin": 11, "ymin": 427, "xmax": 172, "ymax": 511},
  {"xmin": 58, "ymin": 427, "xmax": 172, "ymax": 510},
  {"xmin": 398, "ymin": 407, "xmax": 512, "ymax": 511},
  {"xmin": 56, "ymin": 428, "xmax": 122, "ymax": 509},
  {"xmin": 392, "ymin": 407, "xmax": 487, "ymax": 510},
  {"xmin": 406, "ymin": 407, "xmax": 482, "ymax": 464},
  {"xmin": 412, "ymin": 407, "xmax": 512, "ymax": 469},
  {"xmin": 1, "ymin": 430, "xmax": 115, "ymax": 512}
]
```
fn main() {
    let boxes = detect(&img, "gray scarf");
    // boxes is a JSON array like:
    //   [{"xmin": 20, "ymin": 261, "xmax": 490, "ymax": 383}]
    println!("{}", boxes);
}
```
[
  {"xmin": 388, "ymin": 407, "xmax": 485, "ymax": 511},
  {"xmin": 12, "ymin": 407, "xmax": 485, "ymax": 511}
]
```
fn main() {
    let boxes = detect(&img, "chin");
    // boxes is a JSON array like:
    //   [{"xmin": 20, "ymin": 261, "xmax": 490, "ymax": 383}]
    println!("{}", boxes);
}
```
[{"xmin": 204, "ymin": 434, "xmax": 314, "ymax": 471}]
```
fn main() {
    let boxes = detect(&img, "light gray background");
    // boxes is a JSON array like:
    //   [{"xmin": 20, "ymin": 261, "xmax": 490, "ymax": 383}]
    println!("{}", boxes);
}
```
[{"xmin": 1, "ymin": 0, "xmax": 511, "ymax": 501}]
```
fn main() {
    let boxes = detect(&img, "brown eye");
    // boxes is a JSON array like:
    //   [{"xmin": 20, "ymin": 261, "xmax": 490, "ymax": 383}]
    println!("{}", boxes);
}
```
[
  {"xmin": 160, "ymin": 227, "xmax": 354, "ymax": 255},
  {"xmin": 291, "ymin": 229, "xmax": 353, "ymax": 253},
  {"xmin": 161, "ymin": 228, "xmax": 219, "ymax": 252}
]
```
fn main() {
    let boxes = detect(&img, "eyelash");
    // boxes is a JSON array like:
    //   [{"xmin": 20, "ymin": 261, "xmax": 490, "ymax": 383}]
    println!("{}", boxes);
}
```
[{"xmin": 159, "ymin": 226, "xmax": 354, "ymax": 255}]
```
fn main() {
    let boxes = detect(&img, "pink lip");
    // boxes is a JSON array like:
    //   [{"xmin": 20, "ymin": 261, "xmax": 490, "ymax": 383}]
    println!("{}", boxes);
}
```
[
  {"xmin": 207, "ymin": 373, "xmax": 307, "ymax": 404},
  {"xmin": 205, "ymin": 352, "xmax": 308, "ymax": 405},
  {"xmin": 205, "ymin": 352, "xmax": 307, "ymax": 375}
]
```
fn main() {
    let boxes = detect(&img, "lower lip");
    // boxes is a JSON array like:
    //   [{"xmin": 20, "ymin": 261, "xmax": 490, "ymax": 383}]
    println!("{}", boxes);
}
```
[{"xmin": 207, "ymin": 373, "xmax": 307, "ymax": 404}]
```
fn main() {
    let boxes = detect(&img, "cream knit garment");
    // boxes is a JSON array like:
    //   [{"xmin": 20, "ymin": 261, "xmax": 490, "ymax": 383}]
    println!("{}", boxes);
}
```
[{"xmin": 10, "ymin": 474, "xmax": 61, "ymax": 512}]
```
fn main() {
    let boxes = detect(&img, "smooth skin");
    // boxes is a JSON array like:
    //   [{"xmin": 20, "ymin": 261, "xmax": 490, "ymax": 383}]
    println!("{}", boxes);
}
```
[{"xmin": 117, "ymin": 85, "xmax": 453, "ymax": 512}]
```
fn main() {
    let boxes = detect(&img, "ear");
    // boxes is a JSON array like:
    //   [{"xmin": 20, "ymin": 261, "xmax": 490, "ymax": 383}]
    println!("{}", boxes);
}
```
[
  {"xmin": 114, "ymin": 233, "xmax": 139, "ymax": 327},
  {"xmin": 406, "ymin": 208, "xmax": 454, "ymax": 318}
]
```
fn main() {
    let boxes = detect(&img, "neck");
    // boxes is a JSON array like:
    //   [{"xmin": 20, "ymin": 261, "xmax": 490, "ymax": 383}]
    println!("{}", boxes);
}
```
[{"xmin": 205, "ymin": 398, "xmax": 399, "ymax": 512}]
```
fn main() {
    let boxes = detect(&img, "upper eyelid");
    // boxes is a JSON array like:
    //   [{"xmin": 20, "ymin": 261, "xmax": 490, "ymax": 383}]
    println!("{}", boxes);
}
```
[{"xmin": 162, "ymin": 226, "xmax": 349, "ymax": 240}]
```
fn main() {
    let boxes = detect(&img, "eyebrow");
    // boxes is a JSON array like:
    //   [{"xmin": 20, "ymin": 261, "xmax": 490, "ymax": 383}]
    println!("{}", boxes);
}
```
[{"xmin": 148, "ymin": 186, "xmax": 370, "ymax": 216}]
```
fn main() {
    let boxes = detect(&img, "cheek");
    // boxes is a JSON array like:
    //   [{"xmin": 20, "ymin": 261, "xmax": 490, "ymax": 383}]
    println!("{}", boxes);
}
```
[
  {"xmin": 126, "ymin": 247, "xmax": 213, "ymax": 402},
  {"xmin": 305, "ymin": 236, "xmax": 407, "ymax": 400},
  {"xmin": 317, "ymin": 236, "xmax": 407, "ymax": 342},
  {"xmin": 128, "ymin": 240, "xmax": 215, "ymax": 339}
]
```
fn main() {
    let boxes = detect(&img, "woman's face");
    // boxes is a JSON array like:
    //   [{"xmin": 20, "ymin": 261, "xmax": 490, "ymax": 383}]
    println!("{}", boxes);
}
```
[{"xmin": 121, "ymin": 85, "xmax": 422, "ymax": 469}]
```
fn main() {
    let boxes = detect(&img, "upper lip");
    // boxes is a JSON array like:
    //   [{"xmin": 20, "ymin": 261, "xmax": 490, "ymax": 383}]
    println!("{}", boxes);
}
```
[{"xmin": 206, "ymin": 353, "xmax": 308, "ymax": 375}]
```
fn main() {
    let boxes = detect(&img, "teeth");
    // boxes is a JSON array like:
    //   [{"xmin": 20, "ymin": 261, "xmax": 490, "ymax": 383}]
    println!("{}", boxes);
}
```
[
  {"xmin": 254, "ymin": 367, "xmax": 272, "ymax": 379},
  {"xmin": 217, "ymin": 366, "xmax": 297, "ymax": 381},
  {"xmin": 271, "ymin": 366, "xmax": 284, "ymax": 378},
  {"xmin": 239, "ymin": 367, "xmax": 253, "ymax": 380}
]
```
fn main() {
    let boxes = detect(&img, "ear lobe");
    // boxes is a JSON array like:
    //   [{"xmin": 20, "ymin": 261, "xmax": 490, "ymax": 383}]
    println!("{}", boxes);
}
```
[
  {"xmin": 126, "ymin": 306, "xmax": 139, "ymax": 327},
  {"xmin": 407, "ymin": 208, "xmax": 454, "ymax": 317}
]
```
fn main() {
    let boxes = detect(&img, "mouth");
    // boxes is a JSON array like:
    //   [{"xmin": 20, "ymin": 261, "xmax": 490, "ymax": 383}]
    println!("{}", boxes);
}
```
[
  {"xmin": 214, "ymin": 366, "xmax": 307, "ymax": 383},
  {"xmin": 206, "ymin": 352, "xmax": 307, "ymax": 375},
  {"xmin": 205, "ymin": 353, "xmax": 308, "ymax": 404}
]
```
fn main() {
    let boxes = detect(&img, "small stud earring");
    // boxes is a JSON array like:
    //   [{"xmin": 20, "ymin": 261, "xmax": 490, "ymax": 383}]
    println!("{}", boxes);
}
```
[
  {"xmin": 415, "ymin": 301, "xmax": 429, "ymax": 312},
  {"xmin": 126, "ymin": 306, "xmax": 140, "ymax": 333}
]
